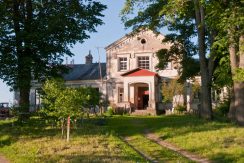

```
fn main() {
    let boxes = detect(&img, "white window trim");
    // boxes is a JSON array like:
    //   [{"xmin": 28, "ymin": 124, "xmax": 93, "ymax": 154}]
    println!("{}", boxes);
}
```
[
  {"xmin": 118, "ymin": 57, "xmax": 128, "ymax": 72},
  {"xmin": 118, "ymin": 87, "xmax": 124, "ymax": 103},
  {"xmin": 137, "ymin": 56, "xmax": 150, "ymax": 70}
]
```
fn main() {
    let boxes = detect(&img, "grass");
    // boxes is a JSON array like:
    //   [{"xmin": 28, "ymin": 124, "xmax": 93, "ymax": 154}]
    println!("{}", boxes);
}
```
[
  {"xmin": 0, "ymin": 117, "xmax": 144, "ymax": 163},
  {"xmin": 124, "ymin": 135, "xmax": 192, "ymax": 162},
  {"xmin": 0, "ymin": 114, "xmax": 244, "ymax": 162},
  {"xmin": 106, "ymin": 115, "xmax": 244, "ymax": 162}
]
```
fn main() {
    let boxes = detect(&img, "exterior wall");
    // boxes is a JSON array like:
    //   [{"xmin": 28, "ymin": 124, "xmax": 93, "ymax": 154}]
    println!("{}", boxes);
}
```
[
  {"xmin": 105, "ymin": 30, "xmax": 179, "ymax": 111},
  {"xmin": 106, "ymin": 30, "xmax": 178, "ymax": 80}
]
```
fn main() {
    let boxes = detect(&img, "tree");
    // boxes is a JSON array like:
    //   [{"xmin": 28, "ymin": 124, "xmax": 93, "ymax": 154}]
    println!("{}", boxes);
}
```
[
  {"xmin": 121, "ymin": 0, "xmax": 215, "ymax": 119},
  {"xmin": 0, "ymin": 0, "xmax": 106, "ymax": 115},
  {"xmin": 42, "ymin": 79, "xmax": 100, "ymax": 141},
  {"xmin": 161, "ymin": 78, "xmax": 184, "ymax": 105},
  {"xmin": 206, "ymin": 0, "xmax": 244, "ymax": 125}
]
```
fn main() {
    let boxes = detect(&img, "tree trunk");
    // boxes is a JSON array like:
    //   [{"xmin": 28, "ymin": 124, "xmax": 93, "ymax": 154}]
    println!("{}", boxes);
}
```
[
  {"xmin": 194, "ymin": 0, "xmax": 212, "ymax": 119},
  {"xmin": 14, "ymin": 0, "xmax": 33, "ymax": 118},
  {"xmin": 228, "ymin": 32, "xmax": 237, "ymax": 120},
  {"xmin": 235, "ymin": 35, "xmax": 244, "ymax": 125},
  {"xmin": 228, "ymin": 86, "xmax": 236, "ymax": 121}
]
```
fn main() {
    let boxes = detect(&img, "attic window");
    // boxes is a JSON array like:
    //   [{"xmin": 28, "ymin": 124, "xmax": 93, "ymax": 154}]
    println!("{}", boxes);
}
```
[{"xmin": 141, "ymin": 38, "xmax": 146, "ymax": 44}]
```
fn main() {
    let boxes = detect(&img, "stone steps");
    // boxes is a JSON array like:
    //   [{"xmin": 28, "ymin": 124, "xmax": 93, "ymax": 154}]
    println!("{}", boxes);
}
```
[{"xmin": 131, "ymin": 109, "xmax": 156, "ymax": 116}]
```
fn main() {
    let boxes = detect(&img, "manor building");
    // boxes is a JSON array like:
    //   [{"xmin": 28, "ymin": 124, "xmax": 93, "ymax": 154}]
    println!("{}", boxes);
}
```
[
  {"xmin": 104, "ymin": 30, "xmax": 179, "ymax": 114},
  {"xmin": 14, "ymin": 30, "xmax": 185, "ymax": 114}
]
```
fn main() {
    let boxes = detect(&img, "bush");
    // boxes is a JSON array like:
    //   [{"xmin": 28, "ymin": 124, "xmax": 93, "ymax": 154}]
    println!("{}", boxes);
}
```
[
  {"xmin": 105, "ymin": 106, "xmax": 114, "ymax": 116},
  {"xmin": 216, "ymin": 100, "xmax": 230, "ymax": 116},
  {"xmin": 174, "ymin": 105, "xmax": 187, "ymax": 113}
]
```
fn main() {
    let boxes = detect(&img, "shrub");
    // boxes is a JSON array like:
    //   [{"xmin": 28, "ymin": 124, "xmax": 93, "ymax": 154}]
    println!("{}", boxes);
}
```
[
  {"xmin": 105, "ymin": 106, "xmax": 114, "ymax": 116},
  {"xmin": 174, "ymin": 105, "xmax": 187, "ymax": 113},
  {"xmin": 216, "ymin": 100, "xmax": 230, "ymax": 116}
]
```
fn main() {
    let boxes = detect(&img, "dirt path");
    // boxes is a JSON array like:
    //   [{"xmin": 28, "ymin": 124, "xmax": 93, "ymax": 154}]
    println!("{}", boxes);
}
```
[
  {"xmin": 145, "ymin": 132, "xmax": 211, "ymax": 163},
  {"xmin": 0, "ymin": 154, "xmax": 9, "ymax": 163}
]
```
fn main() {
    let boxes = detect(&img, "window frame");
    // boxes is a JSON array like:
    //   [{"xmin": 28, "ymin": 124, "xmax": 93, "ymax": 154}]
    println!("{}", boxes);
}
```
[
  {"xmin": 118, "ymin": 87, "xmax": 124, "ymax": 102},
  {"xmin": 137, "ymin": 56, "xmax": 150, "ymax": 69},
  {"xmin": 118, "ymin": 57, "xmax": 128, "ymax": 71}
]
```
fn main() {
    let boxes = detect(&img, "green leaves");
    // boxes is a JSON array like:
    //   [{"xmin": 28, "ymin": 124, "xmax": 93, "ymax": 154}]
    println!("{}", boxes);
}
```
[
  {"xmin": 162, "ymin": 78, "xmax": 184, "ymax": 103},
  {"xmin": 41, "ymin": 79, "xmax": 100, "ymax": 120},
  {"xmin": 233, "ymin": 68, "xmax": 244, "ymax": 82},
  {"xmin": 0, "ymin": 0, "xmax": 106, "ymax": 90}
]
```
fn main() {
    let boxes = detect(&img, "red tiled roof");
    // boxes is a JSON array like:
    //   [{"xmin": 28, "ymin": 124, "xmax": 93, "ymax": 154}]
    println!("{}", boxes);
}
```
[{"xmin": 121, "ymin": 68, "xmax": 159, "ymax": 77}]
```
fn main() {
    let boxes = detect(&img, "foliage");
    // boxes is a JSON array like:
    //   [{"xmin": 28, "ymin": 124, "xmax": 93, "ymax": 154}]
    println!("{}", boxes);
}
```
[
  {"xmin": 105, "ymin": 106, "xmax": 114, "ymax": 117},
  {"xmin": 212, "ymin": 37, "xmax": 232, "ymax": 88},
  {"xmin": 233, "ymin": 68, "xmax": 244, "ymax": 82},
  {"xmin": 191, "ymin": 80, "xmax": 200, "ymax": 99},
  {"xmin": 121, "ymin": 0, "xmax": 217, "ymax": 119},
  {"xmin": 174, "ymin": 105, "xmax": 187, "ymax": 113},
  {"xmin": 162, "ymin": 79, "xmax": 184, "ymax": 103},
  {"xmin": 0, "ymin": 0, "xmax": 106, "ymax": 110},
  {"xmin": 41, "ymin": 79, "xmax": 100, "ymax": 121},
  {"xmin": 215, "ymin": 101, "xmax": 230, "ymax": 116}
]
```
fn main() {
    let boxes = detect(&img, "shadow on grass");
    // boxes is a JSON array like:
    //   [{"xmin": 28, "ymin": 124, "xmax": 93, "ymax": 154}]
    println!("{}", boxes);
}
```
[
  {"xmin": 0, "ymin": 118, "xmax": 58, "ymax": 148},
  {"xmin": 37, "ymin": 154, "xmax": 143, "ymax": 163},
  {"xmin": 0, "ymin": 114, "xmax": 241, "ymax": 162},
  {"xmin": 0, "ymin": 117, "xmax": 108, "ymax": 148},
  {"xmin": 105, "ymin": 114, "xmax": 233, "ymax": 138},
  {"xmin": 210, "ymin": 152, "xmax": 244, "ymax": 163}
]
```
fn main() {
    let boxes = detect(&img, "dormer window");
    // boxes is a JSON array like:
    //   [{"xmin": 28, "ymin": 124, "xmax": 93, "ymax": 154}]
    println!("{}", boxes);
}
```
[
  {"xmin": 119, "ymin": 57, "xmax": 127, "ymax": 71},
  {"xmin": 138, "ymin": 56, "xmax": 150, "ymax": 69}
]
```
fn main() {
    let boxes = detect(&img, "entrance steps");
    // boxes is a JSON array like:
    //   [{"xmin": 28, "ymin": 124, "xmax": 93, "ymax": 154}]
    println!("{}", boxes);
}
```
[{"xmin": 131, "ymin": 109, "xmax": 156, "ymax": 116}]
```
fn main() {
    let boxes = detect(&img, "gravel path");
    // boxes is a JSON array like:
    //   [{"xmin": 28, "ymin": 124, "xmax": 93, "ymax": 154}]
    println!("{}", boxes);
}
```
[{"xmin": 0, "ymin": 154, "xmax": 9, "ymax": 163}]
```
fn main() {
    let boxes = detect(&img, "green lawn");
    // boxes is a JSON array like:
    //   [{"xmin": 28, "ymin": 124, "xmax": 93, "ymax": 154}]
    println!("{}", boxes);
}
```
[
  {"xmin": 0, "ymin": 118, "xmax": 143, "ymax": 163},
  {"xmin": 106, "ymin": 115, "xmax": 244, "ymax": 162},
  {"xmin": 0, "ymin": 114, "xmax": 244, "ymax": 162}
]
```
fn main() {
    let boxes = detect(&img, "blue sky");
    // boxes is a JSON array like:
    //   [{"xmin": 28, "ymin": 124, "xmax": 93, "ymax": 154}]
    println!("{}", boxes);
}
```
[{"xmin": 0, "ymin": 1, "xmax": 131, "ymax": 103}]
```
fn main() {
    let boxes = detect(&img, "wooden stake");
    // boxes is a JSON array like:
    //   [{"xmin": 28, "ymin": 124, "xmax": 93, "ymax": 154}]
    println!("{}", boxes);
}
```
[{"xmin": 67, "ymin": 116, "xmax": 70, "ymax": 142}]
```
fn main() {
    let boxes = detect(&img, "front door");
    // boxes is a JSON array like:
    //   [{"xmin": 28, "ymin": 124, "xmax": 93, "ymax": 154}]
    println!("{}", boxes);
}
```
[{"xmin": 137, "ymin": 87, "xmax": 149, "ymax": 110}]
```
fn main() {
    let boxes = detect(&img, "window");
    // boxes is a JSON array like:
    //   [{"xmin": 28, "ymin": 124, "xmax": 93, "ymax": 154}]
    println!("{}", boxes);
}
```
[
  {"xmin": 118, "ymin": 88, "xmax": 124, "ymax": 102},
  {"xmin": 141, "ymin": 38, "xmax": 146, "ymax": 44},
  {"xmin": 119, "ymin": 57, "xmax": 127, "ymax": 71},
  {"xmin": 138, "ymin": 56, "xmax": 150, "ymax": 69}
]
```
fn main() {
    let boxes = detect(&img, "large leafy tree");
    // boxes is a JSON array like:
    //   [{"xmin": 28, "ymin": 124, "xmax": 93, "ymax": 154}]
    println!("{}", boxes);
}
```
[
  {"xmin": 122, "ymin": 0, "xmax": 244, "ymax": 124},
  {"xmin": 0, "ymin": 0, "xmax": 106, "ymax": 113},
  {"xmin": 121, "ymin": 0, "xmax": 215, "ymax": 119},
  {"xmin": 206, "ymin": 0, "xmax": 244, "ymax": 125}
]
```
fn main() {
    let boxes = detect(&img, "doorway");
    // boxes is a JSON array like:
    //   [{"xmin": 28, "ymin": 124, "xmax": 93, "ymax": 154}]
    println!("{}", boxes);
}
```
[{"xmin": 137, "ymin": 86, "xmax": 149, "ymax": 110}]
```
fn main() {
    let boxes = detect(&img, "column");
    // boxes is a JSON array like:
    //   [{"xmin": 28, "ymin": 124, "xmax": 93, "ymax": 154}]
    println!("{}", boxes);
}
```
[{"xmin": 124, "ymin": 81, "xmax": 129, "ymax": 102}]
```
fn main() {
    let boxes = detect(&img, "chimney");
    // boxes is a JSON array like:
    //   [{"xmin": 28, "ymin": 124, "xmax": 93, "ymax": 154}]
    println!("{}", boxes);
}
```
[{"xmin": 85, "ymin": 50, "xmax": 93, "ymax": 64}]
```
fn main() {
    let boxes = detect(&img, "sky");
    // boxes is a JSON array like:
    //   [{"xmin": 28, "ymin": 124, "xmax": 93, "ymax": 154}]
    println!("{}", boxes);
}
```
[{"xmin": 0, "ymin": 1, "xmax": 131, "ymax": 103}]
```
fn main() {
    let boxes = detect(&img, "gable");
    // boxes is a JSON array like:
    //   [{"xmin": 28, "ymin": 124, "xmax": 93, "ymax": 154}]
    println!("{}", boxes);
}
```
[{"xmin": 105, "ymin": 30, "xmax": 170, "ymax": 53}]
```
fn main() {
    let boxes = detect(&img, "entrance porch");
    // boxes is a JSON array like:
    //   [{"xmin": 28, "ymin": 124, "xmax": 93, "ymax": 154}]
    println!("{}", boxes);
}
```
[{"xmin": 121, "ymin": 68, "xmax": 160, "ymax": 114}]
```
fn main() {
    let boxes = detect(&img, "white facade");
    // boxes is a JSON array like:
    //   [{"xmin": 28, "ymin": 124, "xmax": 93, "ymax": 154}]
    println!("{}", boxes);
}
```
[{"xmin": 105, "ymin": 30, "xmax": 180, "ymax": 114}]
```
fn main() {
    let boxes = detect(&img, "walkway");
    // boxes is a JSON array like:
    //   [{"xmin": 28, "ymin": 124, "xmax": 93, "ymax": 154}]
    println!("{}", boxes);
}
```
[{"xmin": 0, "ymin": 155, "xmax": 9, "ymax": 163}]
